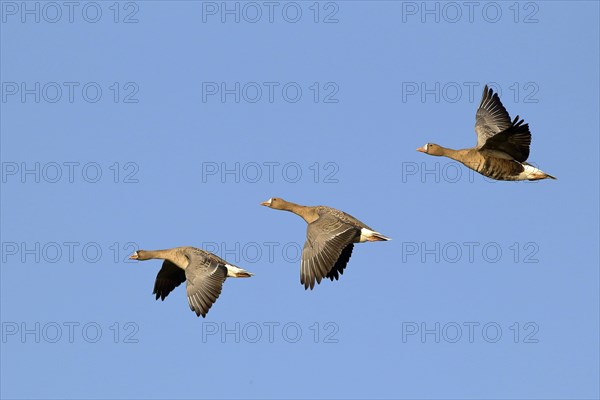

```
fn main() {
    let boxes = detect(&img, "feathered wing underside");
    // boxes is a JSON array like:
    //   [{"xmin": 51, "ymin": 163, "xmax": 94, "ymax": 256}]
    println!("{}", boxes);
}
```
[
  {"xmin": 185, "ymin": 255, "xmax": 227, "ymax": 317},
  {"xmin": 480, "ymin": 117, "xmax": 531, "ymax": 162},
  {"xmin": 325, "ymin": 243, "xmax": 354, "ymax": 281},
  {"xmin": 475, "ymin": 85, "xmax": 512, "ymax": 147},
  {"xmin": 153, "ymin": 260, "xmax": 186, "ymax": 301},
  {"xmin": 301, "ymin": 215, "xmax": 359, "ymax": 290},
  {"xmin": 474, "ymin": 85, "xmax": 532, "ymax": 162}
]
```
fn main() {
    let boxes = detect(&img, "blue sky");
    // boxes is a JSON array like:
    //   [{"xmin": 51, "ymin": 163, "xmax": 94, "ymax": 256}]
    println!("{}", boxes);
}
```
[{"xmin": 1, "ymin": 1, "xmax": 599, "ymax": 399}]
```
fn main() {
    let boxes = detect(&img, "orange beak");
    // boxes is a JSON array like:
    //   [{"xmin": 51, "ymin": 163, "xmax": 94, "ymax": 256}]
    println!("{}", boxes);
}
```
[
  {"xmin": 416, "ymin": 146, "xmax": 427, "ymax": 153},
  {"xmin": 260, "ymin": 201, "xmax": 270, "ymax": 206}
]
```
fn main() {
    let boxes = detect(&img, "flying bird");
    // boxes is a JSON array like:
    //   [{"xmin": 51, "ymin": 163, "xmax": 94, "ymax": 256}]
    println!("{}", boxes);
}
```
[
  {"xmin": 129, "ymin": 246, "xmax": 253, "ymax": 317},
  {"xmin": 417, "ymin": 85, "xmax": 556, "ymax": 181},
  {"xmin": 261, "ymin": 198, "xmax": 390, "ymax": 290}
]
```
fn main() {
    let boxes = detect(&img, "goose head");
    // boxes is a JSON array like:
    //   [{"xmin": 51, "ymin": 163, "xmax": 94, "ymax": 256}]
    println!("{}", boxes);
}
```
[
  {"xmin": 260, "ymin": 197, "xmax": 287, "ymax": 210},
  {"xmin": 129, "ymin": 250, "xmax": 152, "ymax": 260},
  {"xmin": 417, "ymin": 143, "xmax": 445, "ymax": 156}
]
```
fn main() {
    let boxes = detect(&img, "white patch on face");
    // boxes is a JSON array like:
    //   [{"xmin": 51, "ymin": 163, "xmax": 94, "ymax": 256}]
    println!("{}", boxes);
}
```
[
  {"xmin": 425, "ymin": 143, "xmax": 429, "ymax": 152},
  {"xmin": 267, "ymin": 198, "xmax": 273, "ymax": 205}
]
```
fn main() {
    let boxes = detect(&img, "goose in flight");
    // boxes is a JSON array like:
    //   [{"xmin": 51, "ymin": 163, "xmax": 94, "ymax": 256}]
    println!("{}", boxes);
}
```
[
  {"xmin": 260, "ymin": 198, "xmax": 390, "ymax": 290},
  {"xmin": 417, "ymin": 85, "xmax": 556, "ymax": 181},
  {"xmin": 129, "ymin": 246, "xmax": 253, "ymax": 317}
]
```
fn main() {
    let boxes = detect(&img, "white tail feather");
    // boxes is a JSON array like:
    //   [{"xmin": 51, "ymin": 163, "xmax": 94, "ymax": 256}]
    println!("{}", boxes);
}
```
[
  {"xmin": 359, "ymin": 228, "xmax": 391, "ymax": 242},
  {"xmin": 225, "ymin": 264, "xmax": 254, "ymax": 278}
]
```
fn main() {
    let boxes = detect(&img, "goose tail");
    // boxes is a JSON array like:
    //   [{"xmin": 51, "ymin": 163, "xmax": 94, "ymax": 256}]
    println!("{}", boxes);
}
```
[
  {"xmin": 528, "ymin": 171, "xmax": 557, "ymax": 181},
  {"xmin": 360, "ymin": 228, "xmax": 392, "ymax": 242},
  {"xmin": 521, "ymin": 163, "xmax": 557, "ymax": 181},
  {"xmin": 225, "ymin": 264, "xmax": 254, "ymax": 278}
]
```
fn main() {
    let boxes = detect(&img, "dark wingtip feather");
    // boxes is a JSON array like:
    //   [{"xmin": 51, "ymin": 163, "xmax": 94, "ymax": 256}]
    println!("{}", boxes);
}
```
[{"xmin": 483, "ymin": 84, "xmax": 490, "ymax": 97}]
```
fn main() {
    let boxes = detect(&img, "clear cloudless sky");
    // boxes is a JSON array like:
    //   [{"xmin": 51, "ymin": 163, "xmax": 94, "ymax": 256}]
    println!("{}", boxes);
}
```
[{"xmin": 1, "ymin": 1, "xmax": 599, "ymax": 399}]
